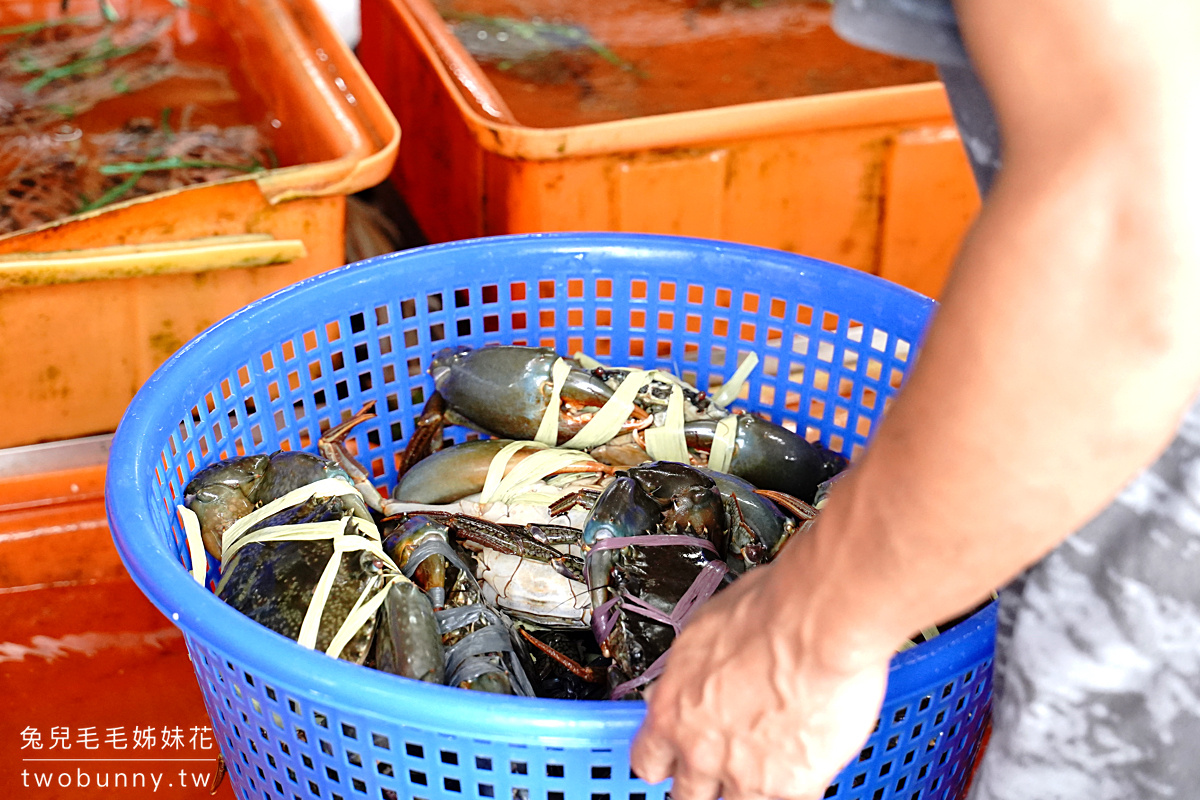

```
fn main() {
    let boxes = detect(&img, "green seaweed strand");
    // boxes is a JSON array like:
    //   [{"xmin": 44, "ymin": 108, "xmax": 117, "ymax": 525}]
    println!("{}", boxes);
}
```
[
  {"xmin": 23, "ymin": 39, "xmax": 148, "ymax": 94},
  {"xmin": 0, "ymin": 16, "xmax": 93, "ymax": 37},
  {"xmin": 99, "ymin": 157, "xmax": 265, "ymax": 175},
  {"xmin": 446, "ymin": 12, "xmax": 647, "ymax": 78},
  {"xmin": 77, "ymin": 173, "xmax": 140, "ymax": 213}
]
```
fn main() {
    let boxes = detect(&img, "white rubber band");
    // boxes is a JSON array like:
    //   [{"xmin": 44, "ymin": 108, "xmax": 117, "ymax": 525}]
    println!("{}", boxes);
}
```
[
  {"xmin": 562, "ymin": 369, "xmax": 649, "ymax": 449},
  {"xmin": 220, "ymin": 477, "xmax": 367, "ymax": 561},
  {"xmin": 534, "ymin": 358, "xmax": 573, "ymax": 446},
  {"xmin": 711, "ymin": 353, "xmax": 760, "ymax": 410},
  {"xmin": 708, "ymin": 415, "xmax": 740, "ymax": 473},
  {"xmin": 479, "ymin": 441, "xmax": 546, "ymax": 504},
  {"xmin": 216, "ymin": 521, "xmax": 349, "ymax": 597},
  {"xmin": 178, "ymin": 505, "xmax": 208, "ymax": 585},
  {"xmin": 571, "ymin": 351, "xmax": 604, "ymax": 371},
  {"xmin": 326, "ymin": 574, "xmax": 406, "ymax": 659},
  {"xmin": 297, "ymin": 540, "xmax": 348, "ymax": 649},
  {"xmin": 221, "ymin": 520, "xmax": 350, "ymax": 564},
  {"xmin": 491, "ymin": 448, "xmax": 596, "ymax": 504},
  {"xmin": 644, "ymin": 384, "xmax": 690, "ymax": 463},
  {"xmin": 296, "ymin": 526, "xmax": 396, "ymax": 650}
]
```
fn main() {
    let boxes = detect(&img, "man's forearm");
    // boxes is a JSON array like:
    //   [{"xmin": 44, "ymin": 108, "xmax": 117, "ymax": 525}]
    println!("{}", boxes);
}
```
[{"xmin": 780, "ymin": 0, "xmax": 1200, "ymax": 671}]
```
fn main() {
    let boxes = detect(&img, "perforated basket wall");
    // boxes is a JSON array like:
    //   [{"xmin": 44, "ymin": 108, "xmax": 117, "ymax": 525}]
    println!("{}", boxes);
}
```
[{"xmin": 107, "ymin": 233, "xmax": 995, "ymax": 800}]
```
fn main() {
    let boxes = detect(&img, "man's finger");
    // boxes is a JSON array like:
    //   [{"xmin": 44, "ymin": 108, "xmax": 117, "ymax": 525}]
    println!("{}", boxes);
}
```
[
  {"xmin": 668, "ymin": 770, "xmax": 721, "ymax": 800},
  {"xmin": 720, "ymin": 786, "xmax": 772, "ymax": 800},
  {"xmin": 629, "ymin": 724, "xmax": 674, "ymax": 785}
]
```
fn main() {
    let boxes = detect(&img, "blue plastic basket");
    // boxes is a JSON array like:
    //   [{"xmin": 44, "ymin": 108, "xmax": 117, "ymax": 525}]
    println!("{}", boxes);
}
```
[{"xmin": 106, "ymin": 233, "xmax": 995, "ymax": 800}]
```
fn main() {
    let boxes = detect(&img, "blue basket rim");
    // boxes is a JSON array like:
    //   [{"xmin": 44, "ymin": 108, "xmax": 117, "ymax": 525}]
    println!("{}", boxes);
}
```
[{"xmin": 105, "ymin": 232, "xmax": 983, "ymax": 745}]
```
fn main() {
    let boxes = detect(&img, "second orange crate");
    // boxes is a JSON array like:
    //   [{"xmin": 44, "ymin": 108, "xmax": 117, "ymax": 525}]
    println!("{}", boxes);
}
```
[{"xmin": 358, "ymin": 0, "xmax": 980, "ymax": 299}]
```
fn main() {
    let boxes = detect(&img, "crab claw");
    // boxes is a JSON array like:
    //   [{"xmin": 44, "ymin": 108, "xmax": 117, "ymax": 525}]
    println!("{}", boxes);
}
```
[
  {"xmin": 318, "ymin": 402, "xmax": 387, "ymax": 513},
  {"xmin": 396, "ymin": 392, "xmax": 447, "ymax": 479},
  {"xmin": 753, "ymin": 489, "xmax": 818, "ymax": 559}
]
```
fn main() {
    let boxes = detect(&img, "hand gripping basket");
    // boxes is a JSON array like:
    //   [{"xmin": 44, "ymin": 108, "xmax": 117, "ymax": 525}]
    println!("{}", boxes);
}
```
[{"xmin": 106, "ymin": 233, "xmax": 996, "ymax": 800}]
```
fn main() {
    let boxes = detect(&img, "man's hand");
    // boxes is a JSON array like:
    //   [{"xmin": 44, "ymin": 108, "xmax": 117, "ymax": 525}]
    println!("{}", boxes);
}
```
[
  {"xmin": 630, "ymin": 560, "xmax": 891, "ymax": 800},
  {"xmin": 631, "ymin": 0, "xmax": 1200, "ymax": 796}
]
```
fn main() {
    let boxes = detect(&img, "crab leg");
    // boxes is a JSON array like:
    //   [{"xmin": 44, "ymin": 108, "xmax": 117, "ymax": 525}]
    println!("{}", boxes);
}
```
[
  {"xmin": 548, "ymin": 485, "xmax": 604, "ymax": 518},
  {"xmin": 726, "ymin": 491, "xmax": 768, "ymax": 566},
  {"xmin": 517, "ymin": 628, "xmax": 605, "ymax": 683},
  {"xmin": 396, "ymin": 392, "xmax": 448, "ymax": 479},
  {"xmin": 318, "ymin": 402, "xmax": 387, "ymax": 513},
  {"xmin": 421, "ymin": 511, "xmax": 587, "ymax": 581},
  {"xmin": 753, "ymin": 489, "xmax": 818, "ymax": 558}
]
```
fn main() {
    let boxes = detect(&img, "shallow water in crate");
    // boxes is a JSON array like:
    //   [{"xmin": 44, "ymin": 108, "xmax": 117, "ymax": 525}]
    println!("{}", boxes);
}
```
[
  {"xmin": 0, "ymin": 463, "xmax": 232, "ymax": 799},
  {"xmin": 437, "ymin": 0, "xmax": 938, "ymax": 127}
]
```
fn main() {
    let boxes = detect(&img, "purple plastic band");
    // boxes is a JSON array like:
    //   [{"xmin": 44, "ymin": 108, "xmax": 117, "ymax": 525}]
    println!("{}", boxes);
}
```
[
  {"xmin": 587, "ymin": 533, "xmax": 720, "ymax": 556},
  {"xmin": 586, "ymin": 533, "xmax": 721, "ymax": 645},
  {"xmin": 617, "ymin": 593, "xmax": 679, "ymax": 630},
  {"xmin": 596, "ymin": 559, "xmax": 730, "ymax": 699},
  {"xmin": 591, "ymin": 595, "xmax": 622, "ymax": 644},
  {"xmin": 613, "ymin": 559, "xmax": 728, "ymax": 634},
  {"xmin": 609, "ymin": 652, "xmax": 669, "ymax": 701},
  {"xmin": 668, "ymin": 559, "xmax": 729, "ymax": 628}
]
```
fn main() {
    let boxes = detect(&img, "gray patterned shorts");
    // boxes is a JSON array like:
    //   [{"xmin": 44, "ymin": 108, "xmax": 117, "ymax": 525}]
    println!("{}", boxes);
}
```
[{"xmin": 972, "ymin": 400, "xmax": 1200, "ymax": 799}]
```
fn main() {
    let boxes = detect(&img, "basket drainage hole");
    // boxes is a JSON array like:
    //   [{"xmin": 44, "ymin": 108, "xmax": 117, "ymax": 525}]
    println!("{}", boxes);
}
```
[
  {"xmin": 546, "ymin": 765, "xmax": 564, "ymax": 778},
  {"xmin": 823, "ymin": 785, "xmax": 839, "ymax": 798},
  {"xmin": 382, "ymin": 791, "xmax": 398, "ymax": 800},
  {"xmin": 479, "ymin": 785, "xmax": 494, "ymax": 798},
  {"xmin": 510, "ymin": 762, "xmax": 527, "ymax": 775},
  {"xmin": 440, "ymin": 751, "xmax": 458, "ymax": 765},
  {"xmin": 474, "ymin": 757, "xmax": 491, "ymax": 771},
  {"xmin": 406, "ymin": 743, "xmax": 424, "ymax": 759},
  {"xmin": 342, "ymin": 723, "xmax": 358, "ymax": 739}
]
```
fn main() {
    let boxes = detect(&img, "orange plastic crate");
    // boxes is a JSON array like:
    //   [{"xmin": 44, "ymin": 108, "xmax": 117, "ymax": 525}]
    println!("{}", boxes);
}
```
[
  {"xmin": 0, "ymin": 449, "xmax": 233, "ymax": 798},
  {"xmin": 0, "ymin": 0, "xmax": 399, "ymax": 449},
  {"xmin": 358, "ymin": 0, "xmax": 979, "ymax": 297}
]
